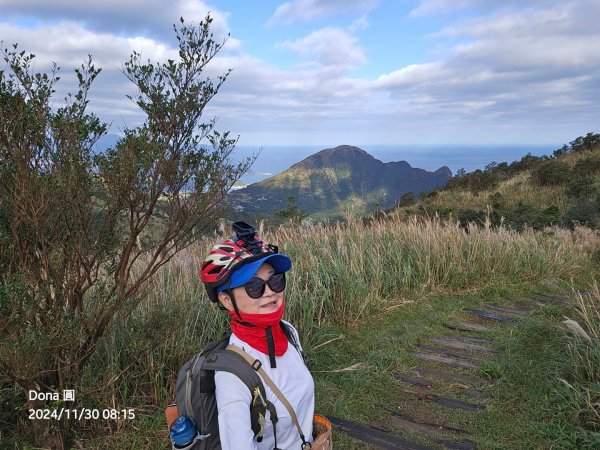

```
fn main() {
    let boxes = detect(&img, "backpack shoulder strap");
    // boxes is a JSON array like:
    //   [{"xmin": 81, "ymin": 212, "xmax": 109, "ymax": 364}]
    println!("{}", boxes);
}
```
[
  {"xmin": 202, "ymin": 334, "xmax": 231, "ymax": 353},
  {"xmin": 207, "ymin": 348, "xmax": 286, "ymax": 441},
  {"xmin": 177, "ymin": 343, "xmax": 270, "ymax": 439},
  {"xmin": 201, "ymin": 348, "xmax": 266, "ymax": 394},
  {"xmin": 227, "ymin": 345, "xmax": 311, "ymax": 449},
  {"xmin": 280, "ymin": 321, "xmax": 308, "ymax": 366}
]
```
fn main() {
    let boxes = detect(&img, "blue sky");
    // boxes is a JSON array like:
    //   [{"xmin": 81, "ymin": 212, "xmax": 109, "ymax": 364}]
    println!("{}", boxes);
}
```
[{"xmin": 1, "ymin": 0, "xmax": 599, "ymax": 149}]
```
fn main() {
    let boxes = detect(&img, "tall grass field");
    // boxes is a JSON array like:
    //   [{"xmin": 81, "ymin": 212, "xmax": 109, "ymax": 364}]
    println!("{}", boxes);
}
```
[
  {"xmin": 3, "ymin": 216, "xmax": 598, "ymax": 448},
  {"xmin": 66, "ymin": 216, "xmax": 596, "ymax": 447}
]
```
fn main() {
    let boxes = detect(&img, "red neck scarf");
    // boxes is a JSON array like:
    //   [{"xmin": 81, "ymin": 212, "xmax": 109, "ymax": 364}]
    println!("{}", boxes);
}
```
[{"xmin": 228, "ymin": 301, "xmax": 289, "ymax": 357}]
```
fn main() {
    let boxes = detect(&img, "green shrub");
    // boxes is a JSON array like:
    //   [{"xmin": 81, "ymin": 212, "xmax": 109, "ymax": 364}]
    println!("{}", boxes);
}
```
[
  {"xmin": 506, "ymin": 202, "xmax": 542, "ymax": 230},
  {"xmin": 0, "ymin": 17, "xmax": 250, "ymax": 448},
  {"xmin": 563, "ymin": 199, "xmax": 599, "ymax": 228},
  {"xmin": 509, "ymin": 153, "xmax": 547, "ymax": 174},
  {"xmin": 490, "ymin": 192, "xmax": 504, "ymax": 209},
  {"xmin": 532, "ymin": 160, "xmax": 571, "ymax": 186},
  {"xmin": 554, "ymin": 133, "xmax": 600, "ymax": 157},
  {"xmin": 566, "ymin": 177, "xmax": 599, "ymax": 199},
  {"xmin": 398, "ymin": 192, "xmax": 416, "ymax": 207},
  {"xmin": 569, "ymin": 132, "xmax": 600, "ymax": 153},
  {"xmin": 573, "ymin": 156, "xmax": 600, "ymax": 177},
  {"xmin": 435, "ymin": 207, "xmax": 453, "ymax": 219},
  {"xmin": 420, "ymin": 189, "xmax": 439, "ymax": 199},
  {"xmin": 457, "ymin": 208, "xmax": 486, "ymax": 227},
  {"xmin": 543, "ymin": 205, "xmax": 562, "ymax": 225}
]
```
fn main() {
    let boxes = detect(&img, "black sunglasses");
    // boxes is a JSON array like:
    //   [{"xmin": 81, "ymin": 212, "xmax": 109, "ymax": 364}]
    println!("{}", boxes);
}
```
[{"xmin": 243, "ymin": 272, "xmax": 286, "ymax": 299}]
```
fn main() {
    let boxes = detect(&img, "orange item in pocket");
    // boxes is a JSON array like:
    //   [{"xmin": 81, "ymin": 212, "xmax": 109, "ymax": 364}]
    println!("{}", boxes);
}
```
[
  {"xmin": 165, "ymin": 403, "xmax": 179, "ymax": 429},
  {"xmin": 312, "ymin": 414, "xmax": 333, "ymax": 450}
]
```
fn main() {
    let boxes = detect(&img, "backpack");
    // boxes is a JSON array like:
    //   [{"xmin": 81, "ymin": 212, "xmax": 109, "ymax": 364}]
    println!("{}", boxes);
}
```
[{"xmin": 166, "ymin": 322, "xmax": 305, "ymax": 450}]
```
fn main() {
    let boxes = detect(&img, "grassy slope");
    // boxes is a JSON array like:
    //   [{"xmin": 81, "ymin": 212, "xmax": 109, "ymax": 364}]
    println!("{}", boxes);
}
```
[
  {"xmin": 72, "ymin": 280, "xmax": 599, "ymax": 450},
  {"xmin": 311, "ymin": 283, "xmax": 600, "ymax": 449},
  {"xmin": 7, "ymin": 207, "xmax": 599, "ymax": 449},
  {"xmin": 72, "ymin": 218, "xmax": 597, "ymax": 449},
  {"xmin": 397, "ymin": 144, "xmax": 599, "ymax": 225}
]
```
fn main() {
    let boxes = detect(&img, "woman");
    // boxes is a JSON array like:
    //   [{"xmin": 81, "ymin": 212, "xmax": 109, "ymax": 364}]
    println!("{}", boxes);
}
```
[{"xmin": 200, "ymin": 221, "xmax": 330, "ymax": 450}]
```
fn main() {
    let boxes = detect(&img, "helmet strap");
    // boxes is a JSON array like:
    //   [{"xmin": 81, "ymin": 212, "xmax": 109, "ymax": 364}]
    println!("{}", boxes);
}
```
[
  {"xmin": 226, "ymin": 282, "xmax": 257, "ymax": 328},
  {"xmin": 227, "ymin": 279, "xmax": 244, "ymax": 321}
]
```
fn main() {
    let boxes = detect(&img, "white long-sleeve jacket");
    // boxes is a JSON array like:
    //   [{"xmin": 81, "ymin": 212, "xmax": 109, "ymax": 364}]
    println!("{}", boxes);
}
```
[{"xmin": 215, "ymin": 321, "xmax": 315, "ymax": 450}]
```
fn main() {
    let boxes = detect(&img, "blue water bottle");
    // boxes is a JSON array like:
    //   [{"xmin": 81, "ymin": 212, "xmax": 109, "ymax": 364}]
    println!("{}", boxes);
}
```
[{"xmin": 170, "ymin": 416, "xmax": 199, "ymax": 449}]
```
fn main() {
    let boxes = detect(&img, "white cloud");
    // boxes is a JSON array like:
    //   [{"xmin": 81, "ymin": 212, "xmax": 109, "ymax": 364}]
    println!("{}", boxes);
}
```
[
  {"xmin": 0, "ymin": 22, "xmax": 180, "ymax": 129},
  {"xmin": 0, "ymin": 0, "xmax": 231, "ymax": 42},
  {"xmin": 0, "ymin": 0, "xmax": 248, "ymax": 132},
  {"xmin": 0, "ymin": 22, "xmax": 176, "ymax": 70},
  {"xmin": 349, "ymin": 15, "xmax": 370, "ymax": 32},
  {"xmin": 375, "ymin": 63, "xmax": 445, "ymax": 89},
  {"xmin": 1, "ymin": 0, "xmax": 599, "ymax": 147},
  {"xmin": 0, "ymin": 14, "xmax": 374, "ymax": 140},
  {"xmin": 268, "ymin": 0, "xmax": 378, "ymax": 25},
  {"xmin": 409, "ymin": 0, "xmax": 561, "ymax": 17},
  {"xmin": 278, "ymin": 27, "xmax": 365, "ymax": 74},
  {"xmin": 373, "ymin": 0, "xmax": 600, "ymax": 131},
  {"xmin": 440, "ymin": 5, "xmax": 600, "ymax": 70}
]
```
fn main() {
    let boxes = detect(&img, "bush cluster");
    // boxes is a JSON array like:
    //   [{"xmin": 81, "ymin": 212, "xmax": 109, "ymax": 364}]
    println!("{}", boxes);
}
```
[
  {"xmin": 445, "ymin": 133, "xmax": 600, "ymax": 197},
  {"xmin": 445, "ymin": 156, "xmax": 549, "ymax": 194},
  {"xmin": 417, "ymin": 132, "xmax": 600, "ymax": 230}
]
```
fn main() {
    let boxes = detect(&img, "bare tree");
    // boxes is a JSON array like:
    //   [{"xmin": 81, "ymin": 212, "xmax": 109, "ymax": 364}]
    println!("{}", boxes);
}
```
[{"xmin": 0, "ymin": 15, "xmax": 253, "ymax": 448}]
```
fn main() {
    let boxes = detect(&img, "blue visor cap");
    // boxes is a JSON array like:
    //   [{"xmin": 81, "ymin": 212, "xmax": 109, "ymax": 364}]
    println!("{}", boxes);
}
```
[{"xmin": 217, "ymin": 254, "xmax": 292, "ymax": 293}]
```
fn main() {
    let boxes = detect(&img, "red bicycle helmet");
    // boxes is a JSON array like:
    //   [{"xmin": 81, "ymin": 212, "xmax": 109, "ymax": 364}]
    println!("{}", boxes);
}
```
[{"xmin": 201, "ymin": 221, "xmax": 280, "ymax": 302}]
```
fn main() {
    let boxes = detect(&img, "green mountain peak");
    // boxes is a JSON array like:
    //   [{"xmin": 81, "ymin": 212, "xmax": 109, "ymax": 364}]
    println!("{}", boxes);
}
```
[{"xmin": 230, "ymin": 145, "xmax": 451, "ymax": 218}]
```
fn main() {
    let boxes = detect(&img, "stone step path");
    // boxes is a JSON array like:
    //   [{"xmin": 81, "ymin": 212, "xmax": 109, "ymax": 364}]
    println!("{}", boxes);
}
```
[
  {"xmin": 407, "ymin": 351, "xmax": 480, "ymax": 370},
  {"xmin": 328, "ymin": 294, "xmax": 559, "ymax": 449},
  {"xmin": 443, "ymin": 322, "xmax": 492, "ymax": 333},
  {"xmin": 328, "ymin": 416, "xmax": 438, "ymax": 450},
  {"xmin": 427, "ymin": 337, "xmax": 498, "ymax": 353}
]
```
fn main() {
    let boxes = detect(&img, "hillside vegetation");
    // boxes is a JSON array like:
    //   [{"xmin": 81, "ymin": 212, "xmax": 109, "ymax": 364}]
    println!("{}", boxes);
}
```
[
  {"xmin": 396, "ymin": 133, "xmax": 600, "ymax": 232},
  {"xmin": 230, "ymin": 145, "xmax": 451, "ymax": 219},
  {"xmin": 11, "ymin": 215, "xmax": 592, "ymax": 448}
]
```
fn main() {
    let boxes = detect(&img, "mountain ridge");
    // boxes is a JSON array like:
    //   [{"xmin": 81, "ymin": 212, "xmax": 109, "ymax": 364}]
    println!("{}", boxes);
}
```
[{"xmin": 229, "ymin": 145, "xmax": 452, "ymax": 217}]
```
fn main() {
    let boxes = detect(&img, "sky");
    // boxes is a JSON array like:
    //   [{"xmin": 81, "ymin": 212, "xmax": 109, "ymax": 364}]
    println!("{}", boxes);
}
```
[{"xmin": 1, "ymin": 0, "xmax": 599, "ymax": 150}]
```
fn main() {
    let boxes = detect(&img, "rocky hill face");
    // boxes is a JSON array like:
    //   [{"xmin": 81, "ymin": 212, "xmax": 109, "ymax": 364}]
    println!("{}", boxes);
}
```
[{"xmin": 229, "ymin": 145, "xmax": 452, "ymax": 216}]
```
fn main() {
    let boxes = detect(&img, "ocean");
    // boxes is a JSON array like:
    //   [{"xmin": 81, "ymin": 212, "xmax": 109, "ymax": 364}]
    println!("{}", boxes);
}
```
[{"xmin": 230, "ymin": 144, "xmax": 558, "ymax": 187}]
